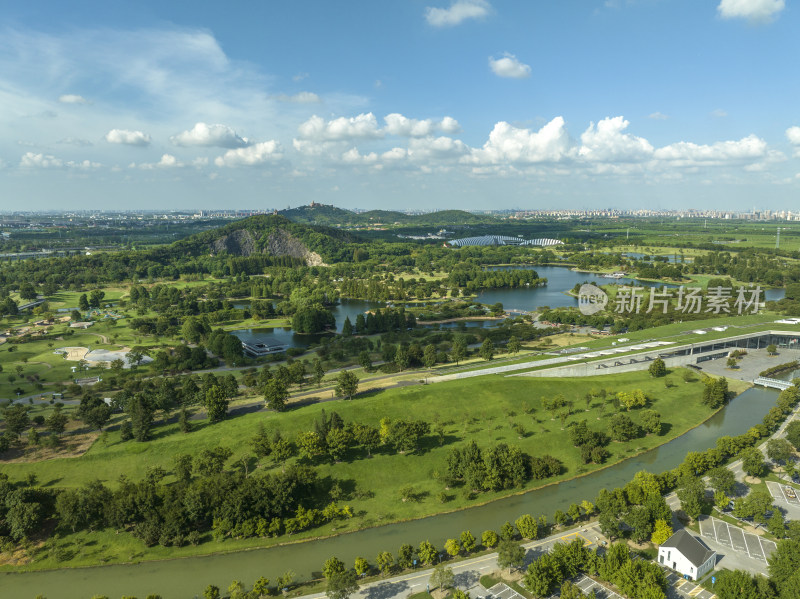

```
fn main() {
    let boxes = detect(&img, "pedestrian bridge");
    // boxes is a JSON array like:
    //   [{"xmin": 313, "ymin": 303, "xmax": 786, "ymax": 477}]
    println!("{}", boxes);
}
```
[{"xmin": 753, "ymin": 377, "xmax": 793, "ymax": 391}]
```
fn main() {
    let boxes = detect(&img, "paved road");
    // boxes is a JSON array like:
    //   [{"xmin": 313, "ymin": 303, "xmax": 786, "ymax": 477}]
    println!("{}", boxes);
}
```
[{"xmin": 300, "ymin": 525, "xmax": 604, "ymax": 599}]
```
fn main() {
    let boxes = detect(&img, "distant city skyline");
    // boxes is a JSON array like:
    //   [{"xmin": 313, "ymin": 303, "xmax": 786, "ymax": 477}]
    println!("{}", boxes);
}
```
[{"xmin": 2, "ymin": 0, "xmax": 799, "ymax": 211}]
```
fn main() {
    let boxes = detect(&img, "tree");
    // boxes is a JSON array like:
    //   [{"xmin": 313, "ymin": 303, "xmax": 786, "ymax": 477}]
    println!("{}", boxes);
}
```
[
  {"xmin": 313, "ymin": 358, "xmax": 326, "ymax": 387},
  {"xmin": 323, "ymin": 556, "xmax": 346, "ymax": 579},
  {"xmin": 479, "ymin": 338, "xmax": 495, "ymax": 361},
  {"xmin": 786, "ymin": 420, "xmax": 800, "ymax": 450},
  {"xmin": 482, "ymin": 529, "xmax": 499, "ymax": 548},
  {"xmin": 768, "ymin": 438, "xmax": 794, "ymax": 465},
  {"xmin": 460, "ymin": 530, "xmax": 477, "ymax": 553},
  {"xmin": 444, "ymin": 538, "xmax": 460, "ymax": 557},
  {"xmin": 397, "ymin": 544, "xmax": 415, "ymax": 569},
  {"xmin": 515, "ymin": 514, "xmax": 538, "ymax": 540},
  {"xmin": 430, "ymin": 564, "xmax": 455, "ymax": 590},
  {"xmin": 708, "ymin": 466, "xmax": 736, "ymax": 495},
  {"xmin": 767, "ymin": 344, "xmax": 778, "ymax": 356},
  {"xmin": 325, "ymin": 570, "xmax": 358, "ymax": 599},
  {"xmin": 507, "ymin": 336, "xmax": 521, "ymax": 355},
  {"xmin": 608, "ymin": 413, "xmax": 639, "ymax": 441},
  {"xmin": 769, "ymin": 539, "xmax": 800, "ymax": 587},
  {"xmin": 358, "ymin": 351, "xmax": 372, "ymax": 371},
  {"xmin": 89, "ymin": 289, "xmax": 105, "ymax": 308},
  {"xmin": 174, "ymin": 454, "xmax": 193, "ymax": 483},
  {"xmin": 203, "ymin": 585, "xmax": 220, "ymax": 599},
  {"xmin": 417, "ymin": 541, "xmax": 437, "ymax": 565},
  {"xmin": 194, "ymin": 446, "xmax": 232, "ymax": 476},
  {"xmin": 342, "ymin": 317, "xmax": 353, "ymax": 337},
  {"xmin": 46, "ymin": 407, "xmax": 68, "ymax": 436},
  {"xmin": 625, "ymin": 506, "xmax": 653, "ymax": 544},
  {"xmin": 178, "ymin": 407, "xmax": 192, "ymax": 433},
  {"xmin": 648, "ymin": 358, "xmax": 666, "ymax": 377},
  {"xmin": 335, "ymin": 370, "xmax": 359, "ymax": 400},
  {"xmin": 78, "ymin": 293, "xmax": 90, "ymax": 311},
  {"xmin": 741, "ymin": 446, "xmax": 767, "ymax": 478},
  {"xmin": 451, "ymin": 337, "xmax": 467, "ymax": 365},
  {"xmin": 640, "ymin": 410, "xmax": 662, "ymax": 435},
  {"xmin": 500, "ymin": 521, "xmax": 516, "ymax": 540},
  {"xmin": 523, "ymin": 553, "xmax": 561, "ymax": 598},
  {"xmin": 204, "ymin": 385, "xmax": 228, "ymax": 423},
  {"xmin": 253, "ymin": 577, "xmax": 270, "ymax": 597},
  {"xmin": 497, "ymin": 539, "xmax": 525, "ymax": 571},
  {"xmin": 616, "ymin": 389, "xmax": 647, "ymax": 410},
  {"xmin": 126, "ymin": 395, "xmax": 153, "ymax": 441},
  {"xmin": 651, "ymin": 519, "xmax": 673, "ymax": 545},
  {"xmin": 354, "ymin": 557, "xmax": 369, "ymax": 577},
  {"xmin": 264, "ymin": 378, "xmax": 289, "ymax": 411},
  {"xmin": 4, "ymin": 404, "xmax": 30, "ymax": 436},
  {"xmin": 714, "ymin": 570, "xmax": 775, "ymax": 599},
  {"xmin": 376, "ymin": 551, "xmax": 394, "ymax": 575},
  {"xmin": 423, "ymin": 344, "xmax": 437, "ymax": 369},
  {"xmin": 727, "ymin": 357, "xmax": 738, "ymax": 369},
  {"xmin": 677, "ymin": 477, "xmax": 705, "ymax": 520},
  {"xmin": 392, "ymin": 345, "xmax": 409, "ymax": 371}
]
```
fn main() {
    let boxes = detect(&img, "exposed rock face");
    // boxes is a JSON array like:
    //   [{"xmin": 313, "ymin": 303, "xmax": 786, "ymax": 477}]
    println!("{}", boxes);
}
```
[
  {"xmin": 212, "ymin": 229, "xmax": 256, "ymax": 256},
  {"xmin": 212, "ymin": 227, "xmax": 325, "ymax": 266}
]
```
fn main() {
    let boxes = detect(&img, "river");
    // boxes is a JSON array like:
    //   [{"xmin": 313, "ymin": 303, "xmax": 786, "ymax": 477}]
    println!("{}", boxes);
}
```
[{"xmin": 1, "ymin": 382, "xmax": 781, "ymax": 599}]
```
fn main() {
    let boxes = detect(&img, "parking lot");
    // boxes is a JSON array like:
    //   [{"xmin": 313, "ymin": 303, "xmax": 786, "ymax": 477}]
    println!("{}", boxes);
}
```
[
  {"xmin": 767, "ymin": 480, "xmax": 800, "ymax": 506},
  {"xmin": 485, "ymin": 583, "xmax": 526, "ymax": 599},
  {"xmin": 571, "ymin": 575, "xmax": 623, "ymax": 598},
  {"xmin": 699, "ymin": 516, "xmax": 776, "ymax": 562}
]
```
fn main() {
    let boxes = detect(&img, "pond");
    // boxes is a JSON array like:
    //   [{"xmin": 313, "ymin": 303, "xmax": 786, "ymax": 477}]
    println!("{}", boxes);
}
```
[{"xmin": 230, "ymin": 298, "xmax": 385, "ymax": 349}]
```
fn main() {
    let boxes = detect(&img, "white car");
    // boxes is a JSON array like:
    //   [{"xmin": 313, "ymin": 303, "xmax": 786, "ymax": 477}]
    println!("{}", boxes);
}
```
[{"xmin": 785, "ymin": 486, "xmax": 797, "ymax": 499}]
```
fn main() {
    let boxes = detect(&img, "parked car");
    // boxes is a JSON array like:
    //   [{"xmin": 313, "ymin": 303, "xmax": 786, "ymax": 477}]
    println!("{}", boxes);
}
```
[{"xmin": 786, "ymin": 486, "xmax": 797, "ymax": 499}]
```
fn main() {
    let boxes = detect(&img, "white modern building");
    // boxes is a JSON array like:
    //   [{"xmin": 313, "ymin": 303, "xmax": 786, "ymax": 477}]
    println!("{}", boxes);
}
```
[{"xmin": 658, "ymin": 529, "xmax": 716, "ymax": 581}]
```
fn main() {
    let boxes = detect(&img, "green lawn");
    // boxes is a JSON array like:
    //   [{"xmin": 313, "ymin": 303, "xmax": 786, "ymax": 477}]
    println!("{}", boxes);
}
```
[{"xmin": 1, "ymin": 368, "xmax": 717, "ymax": 570}]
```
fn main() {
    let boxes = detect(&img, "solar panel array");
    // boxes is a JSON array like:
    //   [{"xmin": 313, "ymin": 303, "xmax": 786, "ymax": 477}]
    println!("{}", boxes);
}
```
[{"xmin": 447, "ymin": 235, "xmax": 563, "ymax": 247}]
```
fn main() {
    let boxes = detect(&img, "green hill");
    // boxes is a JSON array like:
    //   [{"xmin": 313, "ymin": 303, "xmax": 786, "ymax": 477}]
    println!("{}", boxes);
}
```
[
  {"xmin": 162, "ymin": 214, "xmax": 359, "ymax": 264},
  {"xmin": 278, "ymin": 203, "xmax": 357, "ymax": 225},
  {"xmin": 279, "ymin": 203, "xmax": 499, "ymax": 227}
]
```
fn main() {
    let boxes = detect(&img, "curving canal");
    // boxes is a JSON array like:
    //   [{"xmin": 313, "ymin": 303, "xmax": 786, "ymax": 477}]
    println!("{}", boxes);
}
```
[{"xmin": 1, "ymin": 382, "xmax": 781, "ymax": 599}]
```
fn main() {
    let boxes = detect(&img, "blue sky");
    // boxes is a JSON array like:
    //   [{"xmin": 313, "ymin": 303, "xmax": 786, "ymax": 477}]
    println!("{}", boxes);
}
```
[{"xmin": 2, "ymin": 0, "xmax": 799, "ymax": 212}]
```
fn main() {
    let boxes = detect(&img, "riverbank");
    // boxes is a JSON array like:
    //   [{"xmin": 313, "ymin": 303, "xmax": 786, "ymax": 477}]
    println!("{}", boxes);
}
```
[
  {"xmin": 0, "ymin": 369, "xmax": 719, "ymax": 574},
  {"xmin": 0, "ymin": 375, "xmax": 780, "ymax": 599}
]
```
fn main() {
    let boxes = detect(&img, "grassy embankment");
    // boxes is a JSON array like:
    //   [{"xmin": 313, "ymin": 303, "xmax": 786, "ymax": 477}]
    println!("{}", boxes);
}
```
[{"xmin": 0, "ymin": 369, "xmax": 719, "ymax": 570}]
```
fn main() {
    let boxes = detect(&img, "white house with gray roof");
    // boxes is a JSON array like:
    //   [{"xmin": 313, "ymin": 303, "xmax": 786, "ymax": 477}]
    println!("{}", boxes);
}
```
[{"xmin": 658, "ymin": 529, "xmax": 716, "ymax": 581}]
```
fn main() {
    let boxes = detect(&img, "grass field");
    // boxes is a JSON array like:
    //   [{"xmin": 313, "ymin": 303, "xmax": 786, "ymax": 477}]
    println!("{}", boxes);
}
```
[{"xmin": 0, "ymin": 368, "xmax": 719, "ymax": 570}]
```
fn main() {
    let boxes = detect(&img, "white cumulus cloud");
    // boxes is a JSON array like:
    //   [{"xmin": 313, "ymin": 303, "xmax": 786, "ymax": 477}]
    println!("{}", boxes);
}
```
[
  {"xmin": 425, "ymin": 0, "xmax": 491, "ymax": 27},
  {"xmin": 20, "ymin": 152, "xmax": 99, "ymax": 169},
  {"xmin": 171, "ymin": 123, "xmax": 249, "ymax": 148},
  {"xmin": 653, "ymin": 135, "xmax": 767, "ymax": 166},
  {"xmin": 384, "ymin": 113, "xmax": 461, "ymax": 137},
  {"xmin": 786, "ymin": 126, "xmax": 800, "ymax": 145},
  {"xmin": 214, "ymin": 140, "xmax": 282, "ymax": 167},
  {"xmin": 578, "ymin": 117, "xmax": 654, "ymax": 162},
  {"xmin": 341, "ymin": 148, "xmax": 378, "ymax": 164},
  {"xmin": 105, "ymin": 129, "xmax": 151, "ymax": 146},
  {"xmin": 467, "ymin": 117, "xmax": 572, "ymax": 164},
  {"xmin": 489, "ymin": 53, "xmax": 531, "ymax": 79},
  {"xmin": 20, "ymin": 152, "xmax": 63, "ymax": 168},
  {"xmin": 297, "ymin": 113, "xmax": 383, "ymax": 141},
  {"xmin": 58, "ymin": 94, "xmax": 90, "ymax": 104},
  {"xmin": 717, "ymin": 0, "xmax": 784, "ymax": 22}
]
